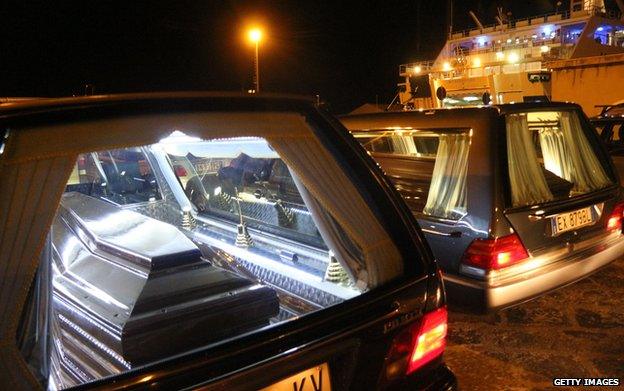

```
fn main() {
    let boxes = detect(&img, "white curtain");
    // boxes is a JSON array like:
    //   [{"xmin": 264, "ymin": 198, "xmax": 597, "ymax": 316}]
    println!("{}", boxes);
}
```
[
  {"xmin": 423, "ymin": 133, "xmax": 470, "ymax": 219},
  {"xmin": 559, "ymin": 111, "xmax": 611, "ymax": 193},
  {"xmin": 268, "ymin": 135, "xmax": 402, "ymax": 288},
  {"xmin": 506, "ymin": 114, "xmax": 553, "ymax": 207},
  {"xmin": 0, "ymin": 156, "xmax": 76, "ymax": 390},
  {"xmin": 389, "ymin": 135, "xmax": 417, "ymax": 155},
  {"xmin": 291, "ymin": 174, "xmax": 362, "ymax": 285},
  {"xmin": 539, "ymin": 128, "xmax": 570, "ymax": 179}
]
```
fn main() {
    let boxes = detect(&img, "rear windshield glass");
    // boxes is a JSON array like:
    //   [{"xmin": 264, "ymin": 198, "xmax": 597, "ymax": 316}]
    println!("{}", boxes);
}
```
[
  {"xmin": 506, "ymin": 110, "xmax": 613, "ymax": 207},
  {"xmin": 165, "ymin": 137, "xmax": 324, "ymax": 248},
  {"xmin": 354, "ymin": 129, "xmax": 470, "ymax": 220},
  {"xmin": 66, "ymin": 148, "xmax": 162, "ymax": 205},
  {"xmin": 20, "ymin": 131, "xmax": 404, "ymax": 389}
]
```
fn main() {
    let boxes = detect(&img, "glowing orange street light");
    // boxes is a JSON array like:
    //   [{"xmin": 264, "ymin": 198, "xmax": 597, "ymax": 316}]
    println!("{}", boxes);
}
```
[
  {"xmin": 248, "ymin": 28, "xmax": 262, "ymax": 43},
  {"xmin": 247, "ymin": 28, "xmax": 263, "ymax": 93}
]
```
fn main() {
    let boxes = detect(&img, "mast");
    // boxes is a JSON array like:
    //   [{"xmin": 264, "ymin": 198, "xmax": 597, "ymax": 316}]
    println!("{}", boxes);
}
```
[{"xmin": 447, "ymin": 0, "xmax": 453, "ymax": 39}]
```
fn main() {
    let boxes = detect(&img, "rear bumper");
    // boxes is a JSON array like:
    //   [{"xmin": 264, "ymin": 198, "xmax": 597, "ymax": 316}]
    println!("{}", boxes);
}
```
[
  {"xmin": 389, "ymin": 364, "xmax": 458, "ymax": 391},
  {"xmin": 444, "ymin": 234, "xmax": 624, "ymax": 312}
]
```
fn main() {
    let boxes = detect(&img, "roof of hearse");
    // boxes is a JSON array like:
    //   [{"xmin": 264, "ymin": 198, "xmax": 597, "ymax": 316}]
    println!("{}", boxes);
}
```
[
  {"xmin": 340, "ymin": 102, "xmax": 581, "ymax": 131},
  {"xmin": 0, "ymin": 92, "xmax": 316, "ymax": 122}
]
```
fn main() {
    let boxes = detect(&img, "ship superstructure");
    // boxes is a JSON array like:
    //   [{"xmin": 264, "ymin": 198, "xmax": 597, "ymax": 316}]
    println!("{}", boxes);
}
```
[{"xmin": 399, "ymin": 0, "xmax": 624, "ymax": 113}]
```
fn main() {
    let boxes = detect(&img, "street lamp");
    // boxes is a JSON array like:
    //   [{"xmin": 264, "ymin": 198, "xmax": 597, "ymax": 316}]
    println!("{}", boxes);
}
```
[{"xmin": 248, "ymin": 28, "xmax": 263, "ymax": 93}]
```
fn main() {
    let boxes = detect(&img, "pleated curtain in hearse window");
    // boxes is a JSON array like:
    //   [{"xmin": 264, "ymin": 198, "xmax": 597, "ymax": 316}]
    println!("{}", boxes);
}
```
[{"xmin": 423, "ymin": 132, "xmax": 470, "ymax": 220}]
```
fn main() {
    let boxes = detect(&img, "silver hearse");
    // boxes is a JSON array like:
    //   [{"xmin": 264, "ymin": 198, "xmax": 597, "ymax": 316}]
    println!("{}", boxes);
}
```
[{"xmin": 341, "ymin": 102, "xmax": 624, "ymax": 311}]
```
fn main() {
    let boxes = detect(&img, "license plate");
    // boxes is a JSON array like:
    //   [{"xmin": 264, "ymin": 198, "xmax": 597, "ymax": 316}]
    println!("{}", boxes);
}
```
[
  {"xmin": 551, "ymin": 207, "xmax": 594, "ymax": 235},
  {"xmin": 194, "ymin": 160, "xmax": 223, "ymax": 174},
  {"xmin": 260, "ymin": 363, "xmax": 331, "ymax": 391}
]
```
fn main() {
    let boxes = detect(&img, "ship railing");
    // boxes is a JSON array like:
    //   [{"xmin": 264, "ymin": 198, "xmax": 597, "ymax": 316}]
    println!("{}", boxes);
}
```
[
  {"xmin": 450, "ymin": 38, "xmax": 569, "ymax": 57},
  {"xmin": 450, "ymin": 11, "xmax": 571, "ymax": 39},
  {"xmin": 450, "ymin": 8, "xmax": 622, "ymax": 40},
  {"xmin": 399, "ymin": 42, "xmax": 571, "ymax": 76},
  {"xmin": 399, "ymin": 61, "xmax": 436, "ymax": 76}
]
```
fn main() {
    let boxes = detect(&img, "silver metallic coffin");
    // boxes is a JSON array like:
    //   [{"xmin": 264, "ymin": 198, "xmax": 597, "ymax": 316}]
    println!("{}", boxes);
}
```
[{"xmin": 50, "ymin": 192, "xmax": 279, "ymax": 387}]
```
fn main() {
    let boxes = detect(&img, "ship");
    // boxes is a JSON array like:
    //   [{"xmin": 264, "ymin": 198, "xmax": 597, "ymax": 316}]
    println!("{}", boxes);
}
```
[{"xmin": 398, "ymin": 0, "xmax": 624, "ymax": 116}]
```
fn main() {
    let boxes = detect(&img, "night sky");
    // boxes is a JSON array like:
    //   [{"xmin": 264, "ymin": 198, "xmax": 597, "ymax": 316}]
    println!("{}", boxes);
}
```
[{"xmin": 1, "ymin": 1, "xmax": 576, "ymax": 113}]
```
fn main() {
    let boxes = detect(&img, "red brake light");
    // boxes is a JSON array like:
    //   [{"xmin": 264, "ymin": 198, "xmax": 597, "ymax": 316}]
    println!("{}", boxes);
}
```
[
  {"xmin": 607, "ymin": 202, "xmax": 624, "ymax": 232},
  {"xmin": 385, "ymin": 307, "xmax": 448, "ymax": 379},
  {"xmin": 462, "ymin": 233, "xmax": 528, "ymax": 270},
  {"xmin": 174, "ymin": 165, "xmax": 187, "ymax": 177},
  {"xmin": 77, "ymin": 155, "xmax": 86, "ymax": 169},
  {"xmin": 407, "ymin": 307, "xmax": 448, "ymax": 374}
]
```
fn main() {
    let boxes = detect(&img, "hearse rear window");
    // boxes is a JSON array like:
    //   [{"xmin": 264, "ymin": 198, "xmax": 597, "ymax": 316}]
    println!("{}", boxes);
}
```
[
  {"xmin": 20, "ymin": 131, "xmax": 404, "ymax": 389},
  {"xmin": 354, "ymin": 129, "xmax": 470, "ymax": 220},
  {"xmin": 506, "ymin": 110, "xmax": 613, "ymax": 207}
]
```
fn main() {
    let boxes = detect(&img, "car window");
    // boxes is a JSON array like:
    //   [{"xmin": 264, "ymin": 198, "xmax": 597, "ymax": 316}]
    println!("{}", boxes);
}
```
[
  {"xmin": 605, "ymin": 105, "xmax": 624, "ymax": 117},
  {"xmin": 66, "ymin": 147, "xmax": 162, "ymax": 205},
  {"xmin": 354, "ymin": 129, "xmax": 470, "ymax": 220},
  {"xmin": 18, "ymin": 128, "xmax": 405, "ymax": 389},
  {"xmin": 357, "ymin": 132, "xmax": 441, "ymax": 158},
  {"xmin": 506, "ymin": 110, "xmax": 613, "ymax": 207},
  {"xmin": 164, "ymin": 136, "xmax": 324, "ymax": 248}
]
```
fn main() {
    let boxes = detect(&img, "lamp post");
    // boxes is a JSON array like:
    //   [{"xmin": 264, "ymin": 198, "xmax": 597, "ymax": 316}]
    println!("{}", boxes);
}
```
[{"xmin": 248, "ymin": 28, "xmax": 262, "ymax": 93}]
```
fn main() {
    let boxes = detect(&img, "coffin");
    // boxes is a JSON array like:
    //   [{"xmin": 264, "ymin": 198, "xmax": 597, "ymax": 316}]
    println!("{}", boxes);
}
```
[{"xmin": 50, "ymin": 192, "xmax": 279, "ymax": 386}]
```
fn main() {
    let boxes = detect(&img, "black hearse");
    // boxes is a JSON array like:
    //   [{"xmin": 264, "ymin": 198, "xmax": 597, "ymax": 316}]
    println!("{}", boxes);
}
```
[
  {"xmin": 342, "ymin": 102, "xmax": 624, "ymax": 311},
  {"xmin": 591, "ymin": 102, "xmax": 624, "ymax": 182},
  {"xmin": 1, "ymin": 93, "xmax": 456, "ymax": 390}
]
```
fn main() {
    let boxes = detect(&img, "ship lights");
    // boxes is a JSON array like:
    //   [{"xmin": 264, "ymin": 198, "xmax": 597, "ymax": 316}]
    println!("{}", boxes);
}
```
[
  {"xmin": 507, "ymin": 52, "xmax": 520, "ymax": 64},
  {"xmin": 442, "ymin": 61, "xmax": 452, "ymax": 71},
  {"xmin": 413, "ymin": 65, "xmax": 422, "ymax": 74},
  {"xmin": 495, "ymin": 51, "xmax": 505, "ymax": 61},
  {"xmin": 472, "ymin": 57, "xmax": 481, "ymax": 67},
  {"xmin": 540, "ymin": 45, "xmax": 550, "ymax": 53}
]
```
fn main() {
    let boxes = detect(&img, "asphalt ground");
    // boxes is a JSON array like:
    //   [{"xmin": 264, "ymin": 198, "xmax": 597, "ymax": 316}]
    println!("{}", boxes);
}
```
[{"xmin": 445, "ymin": 258, "xmax": 624, "ymax": 391}]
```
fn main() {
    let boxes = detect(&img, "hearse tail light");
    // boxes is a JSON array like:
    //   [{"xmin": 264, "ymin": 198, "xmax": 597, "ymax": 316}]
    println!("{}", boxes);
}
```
[
  {"xmin": 77, "ymin": 155, "xmax": 86, "ymax": 169},
  {"xmin": 607, "ymin": 202, "xmax": 624, "ymax": 232},
  {"xmin": 385, "ymin": 307, "xmax": 448, "ymax": 379},
  {"xmin": 461, "ymin": 233, "xmax": 529, "ymax": 270},
  {"xmin": 174, "ymin": 165, "xmax": 187, "ymax": 177}
]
